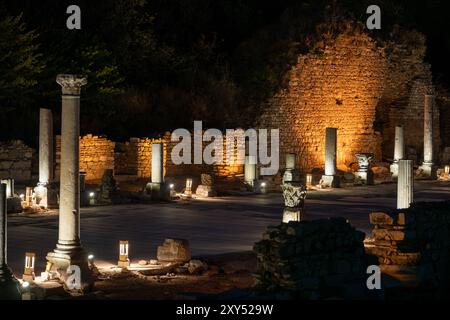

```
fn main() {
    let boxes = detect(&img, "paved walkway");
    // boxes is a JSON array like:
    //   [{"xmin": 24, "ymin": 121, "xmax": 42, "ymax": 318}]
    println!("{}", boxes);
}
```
[{"xmin": 7, "ymin": 180, "xmax": 450, "ymax": 275}]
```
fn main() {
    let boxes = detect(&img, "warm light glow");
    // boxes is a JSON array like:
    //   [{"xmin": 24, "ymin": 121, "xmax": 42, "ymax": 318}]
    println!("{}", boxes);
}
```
[
  {"xmin": 22, "ymin": 281, "xmax": 30, "ymax": 289},
  {"xmin": 261, "ymin": 182, "xmax": 267, "ymax": 187},
  {"xmin": 119, "ymin": 240, "xmax": 129, "ymax": 261},
  {"xmin": 306, "ymin": 174, "xmax": 313, "ymax": 186},
  {"xmin": 89, "ymin": 192, "xmax": 95, "ymax": 198},
  {"xmin": 445, "ymin": 165, "xmax": 450, "ymax": 174},
  {"xmin": 88, "ymin": 254, "xmax": 94, "ymax": 260},
  {"xmin": 20, "ymin": 194, "xmax": 25, "ymax": 200},
  {"xmin": 169, "ymin": 183, "xmax": 174, "ymax": 189},
  {"xmin": 186, "ymin": 178, "xmax": 193, "ymax": 189},
  {"xmin": 24, "ymin": 253, "xmax": 35, "ymax": 270}
]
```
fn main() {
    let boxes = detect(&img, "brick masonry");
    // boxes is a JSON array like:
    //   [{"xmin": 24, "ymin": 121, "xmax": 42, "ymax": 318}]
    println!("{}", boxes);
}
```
[{"xmin": 257, "ymin": 30, "xmax": 439, "ymax": 178}]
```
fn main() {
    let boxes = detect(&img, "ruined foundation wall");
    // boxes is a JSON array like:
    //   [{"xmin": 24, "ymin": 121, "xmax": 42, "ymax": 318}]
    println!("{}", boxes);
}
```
[{"xmin": 0, "ymin": 140, "xmax": 34, "ymax": 182}]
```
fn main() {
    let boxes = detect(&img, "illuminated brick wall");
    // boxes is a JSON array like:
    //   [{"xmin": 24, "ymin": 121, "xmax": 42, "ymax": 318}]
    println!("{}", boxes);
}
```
[
  {"xmin": 55, "ymin": 134, "xmax": 115, "ymax": 182},
  {"xmin": 257, "ymin": 30, "xmax": 437, "ymax": 176}
]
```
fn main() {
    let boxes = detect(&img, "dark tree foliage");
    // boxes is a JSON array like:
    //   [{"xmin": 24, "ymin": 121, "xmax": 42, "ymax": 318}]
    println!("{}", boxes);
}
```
[{"xmin": 1, "ymin": 0, "xmax": 449, "ymax": 144}]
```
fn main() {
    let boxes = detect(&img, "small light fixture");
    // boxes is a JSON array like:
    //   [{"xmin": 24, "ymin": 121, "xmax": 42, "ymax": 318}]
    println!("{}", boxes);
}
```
[
  {"xmin": 87, "ymin": 254, "xmax": 95, "ymax": 267},
  {"xmin": 306, "ymin": 174, "xmax": 313, "ymax": 188},
  {"xmin": 185, "ymin": 178, "xmax": 193, "ymax": 197},
  {"xmin": 169, "ymin": 183, "xmax": 174, "ymax": 189},
  {"xmin": 22, "ymin": 281, "xmax": 30, "ymax": 289},
  {"xmin": 23, "ymin": 252, "xmax": 36, "ymax": 281},
  {"xmin": 445, "ymin": 165, "xmax": 450, "ymax": 174},
  {"xmin": 260, "ymin": 181, "xmax": 267, "ymax": 194},
  {"xmin": 25, "ymin": 187, "xmax": 33, "ymax": 207},
  {"xmin": 89, "ymin": 192, "xmax": 96, "ymax": 205},
  {"xmin": 118, "ymin": 240, "xmax": 130, "ymax": 268}
]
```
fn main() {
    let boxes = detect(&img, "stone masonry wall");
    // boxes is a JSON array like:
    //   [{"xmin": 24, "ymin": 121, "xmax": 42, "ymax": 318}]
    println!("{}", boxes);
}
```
[
  {"xmin": 0, "ymin": 140, "xmax": 35, "ymax": 182},
  {"xmin": 257, "ymin": 30, "xmax": 437, "ymax": 178},
  {"xmin": 365, "ymin": 201, "xmax": 450, "ymax": 292},
  {"xmin": 55, "ymin": 134, "xmax": 115, "ymax": 182},
  {"xmin": 257, "ymin": 32, "xmax": 386, "ymax": 176}
]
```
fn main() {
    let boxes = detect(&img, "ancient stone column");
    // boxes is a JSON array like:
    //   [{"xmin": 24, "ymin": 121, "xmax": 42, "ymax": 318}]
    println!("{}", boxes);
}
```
[
  {"xmin": 47, "ymin": 74, "xmax": 92, "ymax": 288},
  {"xmin": 282, "ymin": 153, "xmax": 296, "ymax": 183},
  {"xmin": 0, "ymin": 183, "xmax": 21, "ymax": 300},
  {"xmin": 149, "ymin": 143, "xmax": 165, "ymax": 199},
  {"xmin": 354, "ymin": 153, "xmax": 374, "ymax": 185},
  {"xmin": 397, "ymin": 160, "xmax": 414, "ymax": 209},
  {"xmin": 35, "ymin": 108, "xmax": 53, "ymax": 208},
  {"xmin": 321, "ymin": 128, "xmax": 340, "ymax": 187},
  {"xmin": 244, "ymin": 155, "xmax": 257, "ymax": 187},
  {"xmin": 419, "ymin": 95, "xmax": 437, "ymax": 178},
  {"xmin": 152, "ymin": 143, "xmax": 164, "ymax": 184},
  {"xmin": 390, "ymin": 126, "xmax": 404, "ymax": 178}
]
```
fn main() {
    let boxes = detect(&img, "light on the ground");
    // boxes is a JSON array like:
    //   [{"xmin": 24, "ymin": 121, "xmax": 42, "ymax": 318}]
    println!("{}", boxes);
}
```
[
  {"xmin": 89, "ymin": 192, "xmax": 95, "ymax": 198},
  {"xmin": 22, "ymin": 281, "xmax": 30, "ymax": 289},
  {"xmin": 261, "ymin": 182, "xmax": 266, "ymax": 187},
  {"xmin": 169, "ymin": 183, "xmax": 174, "ymax": 189},
  {"xmin": 88, "ymin": 254, "xmax": 94, "ymax": 260},
  {"xmin": 20, "ymin": 194, "xmax": 24, "ymax": 200}
]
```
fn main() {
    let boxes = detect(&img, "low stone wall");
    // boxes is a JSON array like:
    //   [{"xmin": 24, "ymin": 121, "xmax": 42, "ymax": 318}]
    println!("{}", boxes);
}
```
[
  {"xmin": 56, "ymin": 134, "xmax": 115, "ymax": 182},
  {"xmin": 365, "ymin": 201, "xmax": 450, "ymax": 292},
  {"xmin": 0, "ymin": 140, "xmax": 35, "ymax": 182},
  {"xmin": 254, "ymin": 218, "xmax": 367, "ymax": 298}
]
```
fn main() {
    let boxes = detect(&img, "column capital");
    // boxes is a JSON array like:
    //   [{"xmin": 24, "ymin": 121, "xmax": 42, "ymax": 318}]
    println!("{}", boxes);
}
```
[{"xmin": 56, "ymin": 74, "xmax": 87, "ymax": 95}]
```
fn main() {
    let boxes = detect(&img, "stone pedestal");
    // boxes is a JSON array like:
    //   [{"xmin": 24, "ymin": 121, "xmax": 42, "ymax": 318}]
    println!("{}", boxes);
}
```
[
  {"xmin": 195, "ymin": 174, "xmax": 217, "ymax": 197},
  {"xmin": 397, "ymin": 160, "xmax": 413, "ymax": 209},
  {"xmin": 321, "ymin": 128, "xmax": 339, "ymax": 188},
  {"xmin": 281, "ymin": 183, "xmax": 307, "ymax": 223},
  {"xmin": 99, "ymin": 169, "xmax": 116, "ymax": 204},
  {"xmin": 282, "ymin": 153, "xmax": 298, "ymax": 183},
  {"xmin": 418, "ymin": 95, "xmax": 437, "ymax": 179},
  {"xmin": 390, "ymin": 126, "xmax": 405, "ymax": 178},
  {"xmin": 354, "ymin": 153, "xmax": 374, "ymax": 185},
  {"xmin": 244, "ymin": 155, "xmax": 257, "ymax": 187},
  {"xmin": 46, "ymin": 74, "xmax": 93, "ymax": 290},
  {"xmin": 0, "ymin": 183, "xmax": 22, "ymax": 300}
]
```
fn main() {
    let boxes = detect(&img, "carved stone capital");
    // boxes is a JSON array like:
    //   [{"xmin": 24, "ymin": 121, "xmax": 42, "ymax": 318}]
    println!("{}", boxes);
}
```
[{"xmin": 56, "ymin": 74, "xmax": 87, "ymax": 95}]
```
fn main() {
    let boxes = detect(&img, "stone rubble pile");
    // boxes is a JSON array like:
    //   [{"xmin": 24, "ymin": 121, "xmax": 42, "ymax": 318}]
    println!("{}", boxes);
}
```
[
  {"xmin": 254, "ymin": 218, "xmax": 367, "ymax": 296},
  {"xmin": 365, "ymin": 201, "xmax": 450, "ymax": 293}
]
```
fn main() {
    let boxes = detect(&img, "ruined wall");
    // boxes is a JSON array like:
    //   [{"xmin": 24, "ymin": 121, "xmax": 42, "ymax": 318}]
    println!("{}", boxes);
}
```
[
  {"xmin": 378, "ymin": 32, "xmax": 438, "ymax": 163},
  {"xmin": 258, "ymin": 32, "xmax": 387, "ymax": 175},
  {"xmin": 55, "ymin": 134, "xmax": 115, "ymax": 182},
  {"xmin": 115, "ymin": 137, "xmax": 166, "ymax": 178},
  {"xmin": 257, "ymin": 30, "xmax": 437, "ymax": 176},
  {"xmin": 0, "ymin": 140, "xmax": 34, "ymax": 182}
]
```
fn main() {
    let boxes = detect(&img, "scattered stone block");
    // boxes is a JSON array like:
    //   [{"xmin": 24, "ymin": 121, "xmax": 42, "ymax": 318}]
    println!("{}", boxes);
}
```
[{"xmin": 157, "ymin": 239, "xmax": 191, "ymax": 263}]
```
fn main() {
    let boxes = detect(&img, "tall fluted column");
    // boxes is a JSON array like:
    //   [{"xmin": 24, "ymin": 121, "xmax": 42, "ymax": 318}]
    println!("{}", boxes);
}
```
[
  {"xmin": 397, "ymin": 160, "xmax": 414, "ymax": 209},
  {"xmin": 46, "ymin": 75, "xmax": 93, "ymax": 289},
  {"xmin": 35, "ymin": 108, "xmax": 53, "ymax": 208},
  {"xmin": 419, "ymin": 95, "xmax": 437, "ymax": 178}
]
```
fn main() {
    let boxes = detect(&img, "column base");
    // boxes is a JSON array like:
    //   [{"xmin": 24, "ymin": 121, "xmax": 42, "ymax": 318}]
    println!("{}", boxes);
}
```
[
  {"xmin": 46, "ymin": 243, "xmax": 94, "ymax": 292},
  {"xmin": 118, "ymin": 260, "xmax": 130, "ymax": 268},
  {"xmin": 146, "ymin": 182, "xmax": 170, "ymax": 201},
  {"xmin": 390, "ymin": 162, "xmax": 399, "ymax": 179},
  {"xmin": 34, "ymin": 183, "xmax": 48, "ymax": 208},
  {"xmin": 354, "ymin": 170, "xmax": 374, "ymax": 185},
  {"xmin": 282, "ymin": 208, "xmax": 302, "ymax": 223},
  {"xmin": 0, "ymin": 265, "xmax": 22, "ymax": 300},
  {"xmin": 321, "ymin": 175, "xmax": 340, "ymax": 188},
  {"xmin": 417, "ymin": 162, "xmax": 437, "ymax": 180}
]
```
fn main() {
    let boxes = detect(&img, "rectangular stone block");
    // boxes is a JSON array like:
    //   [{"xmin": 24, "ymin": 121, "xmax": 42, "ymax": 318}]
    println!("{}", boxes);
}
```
[{"xmin": 370, "ymin": 212, "xmax": 394, "ymax": 225}]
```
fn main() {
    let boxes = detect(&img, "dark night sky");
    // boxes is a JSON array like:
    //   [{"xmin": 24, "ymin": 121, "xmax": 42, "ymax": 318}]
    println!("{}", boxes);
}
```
[{"xmin": 1, "ymin": 0, "xmax": 450, "ymax": 144}]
